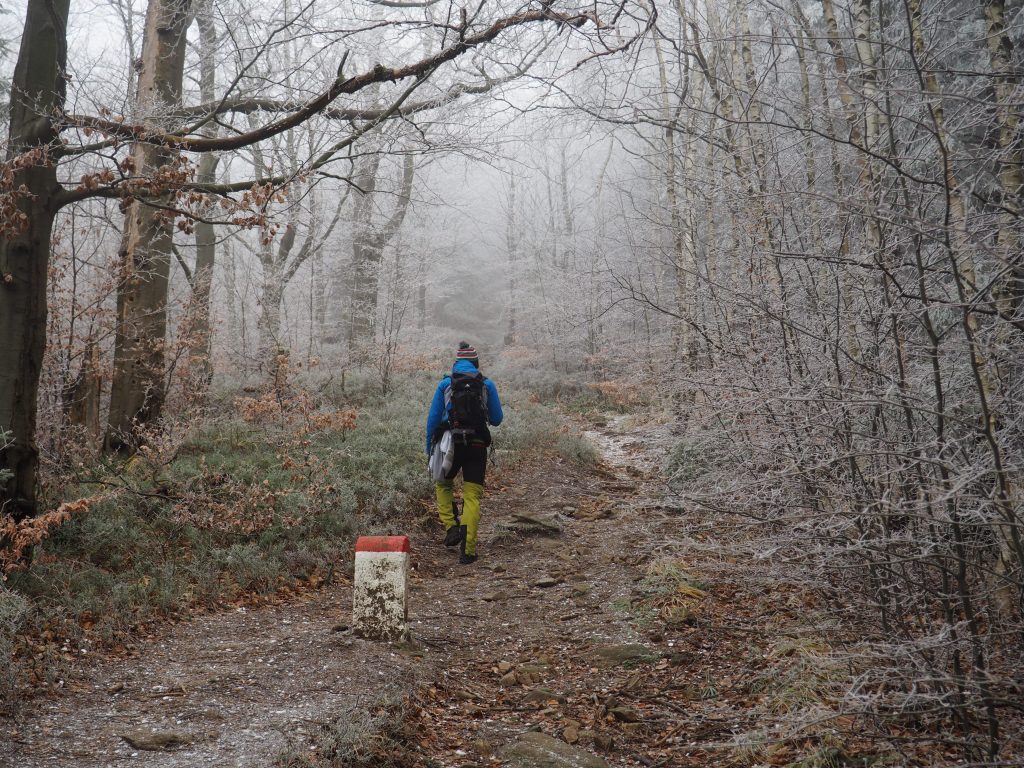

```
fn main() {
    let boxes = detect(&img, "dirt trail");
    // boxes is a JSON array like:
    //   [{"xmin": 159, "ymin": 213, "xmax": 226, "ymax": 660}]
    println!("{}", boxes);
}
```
[{"xmin": 3, "ymin": 416, "xmax": 744, "ymax": 767}]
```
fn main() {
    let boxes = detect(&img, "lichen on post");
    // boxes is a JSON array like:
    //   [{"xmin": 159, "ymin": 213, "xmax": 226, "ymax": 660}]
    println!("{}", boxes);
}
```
[{"xmin": 352, "ymin": 536, "xmax": 410, "ymax": 641}]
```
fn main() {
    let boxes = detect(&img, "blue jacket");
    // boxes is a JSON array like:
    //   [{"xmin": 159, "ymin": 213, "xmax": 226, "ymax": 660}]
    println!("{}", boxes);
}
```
[{"xmin": 425, "ymin": 359, "xmax": 503, "ymax": 454}]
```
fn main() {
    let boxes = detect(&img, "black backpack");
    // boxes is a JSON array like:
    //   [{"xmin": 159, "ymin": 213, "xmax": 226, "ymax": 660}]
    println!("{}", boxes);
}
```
[{"xmin": 447, "ymin": 371, "xmax": 489, "ymax": 444}]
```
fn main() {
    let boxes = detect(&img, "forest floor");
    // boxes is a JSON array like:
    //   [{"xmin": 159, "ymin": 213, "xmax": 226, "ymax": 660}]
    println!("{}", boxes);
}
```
[{"xmin": 1, "ymin": 414, "xmax": 928, "ymax": 767}]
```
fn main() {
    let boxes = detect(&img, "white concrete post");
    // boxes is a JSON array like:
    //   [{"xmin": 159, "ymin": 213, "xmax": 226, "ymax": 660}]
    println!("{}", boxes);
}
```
[{"xmin": 352, "ymin": 535, "xmax": 410, "ymax": 641}]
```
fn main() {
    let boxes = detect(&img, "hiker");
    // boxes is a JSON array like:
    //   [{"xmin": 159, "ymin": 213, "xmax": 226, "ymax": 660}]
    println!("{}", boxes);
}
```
[{"xmin": 426, "ymin": 342, "xmax": 503, "ymax": 564}]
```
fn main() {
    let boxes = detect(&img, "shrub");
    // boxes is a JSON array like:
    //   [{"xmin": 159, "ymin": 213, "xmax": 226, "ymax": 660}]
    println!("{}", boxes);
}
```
[
  {"xmin": 220, "ymin": 543, "xmax": 280, "ymax": 593},
  {"xmin": 664, "ymin": 430, "xmax": 731, "ymax": 486},
  {"xmin": 0, "ymin": 587, "xmax": 28, "ymax": 699},
  {"xmin": 0, "ymin": 430, "xmax": 12, "ymax": 487},
  {"xmin": 554, "ymin": 433, "xmax": 599, "ymax": 465}
]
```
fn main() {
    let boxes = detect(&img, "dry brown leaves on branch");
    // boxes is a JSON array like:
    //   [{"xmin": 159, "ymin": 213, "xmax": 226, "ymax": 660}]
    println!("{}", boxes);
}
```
[
  {"xmin": 0, "ymin": 495, "xmax": 105, "ymax": 578},
  {"xmin": 236, "ymin": 389, "xmax": 357, "ymax": 437},
  {"xmin": 390, "ymin": 353, "xmax": 442, "ymax": 375},
  {"xmin": 0, "ymin": 147, "xmax": 53, "ymax": 240},
  {"xmin": 172, "ymin": 474, "xmax": 300, "ymax": 534},
  {"xmin": 589, "ymin": 379, "xmax": 646, "ymax": 408}
]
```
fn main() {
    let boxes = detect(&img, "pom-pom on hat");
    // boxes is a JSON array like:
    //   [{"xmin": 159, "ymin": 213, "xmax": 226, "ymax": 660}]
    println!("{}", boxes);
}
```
[{"xmin": 455, "ymin": 342, "xmax": 478, "ymax": 360}]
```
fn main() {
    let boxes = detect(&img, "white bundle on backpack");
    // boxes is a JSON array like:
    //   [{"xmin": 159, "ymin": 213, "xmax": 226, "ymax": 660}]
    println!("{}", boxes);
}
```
[{"xmin": 428, "ymin": 430, "xmax": 454, "ymax": 481}]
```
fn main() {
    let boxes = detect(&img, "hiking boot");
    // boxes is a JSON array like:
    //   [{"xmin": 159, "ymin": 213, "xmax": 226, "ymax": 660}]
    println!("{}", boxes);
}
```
[
  {"xmin": 459, "ymin": 534, "xmax": 476, "ymax": 564},
  {"xmin": 443, "ymin": 524, "xmax": 466, "ymax": 548}
]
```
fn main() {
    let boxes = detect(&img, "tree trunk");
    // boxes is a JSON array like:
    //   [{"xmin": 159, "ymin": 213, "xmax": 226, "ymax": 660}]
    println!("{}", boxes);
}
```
[
  {"xmin": 347, "ymin": 153, "xmax": 414, "ymax": 349},
  {"xmin": 416, "ymin": 245, "xmax": 426, "ymax": 334},
  {"xmin": 258, "ymin": 277, "xmax": 286, "ymax": 367},
  {"xmin": 185, "ymin": 2, "xmax": 219, "ymax": 399},
  {"xmin": 257, "ymin": 228, "xmax": 291, "ymax": 371},
  {"xmin": 346, "ymin": 154, "xmax": 382, "ymax": 347},
  {"xmin": 105, "ymin": 0, "xmax": 193, "ymax": 453},
  {"xmin": 504, "ymin": 169, "xmax": 519, "ymax": 346},
  {"xmin": 187, "ymin": 153, "xmax": 218, "ymax": 393},
  {"xmin": 985, "ymin": 0, "xmax": 1023, "ymax": 316},
  {"xmin": 64, "ymin": 339, "xmax": 103, "ymax": 445},
  {"xmin": 0, "ymin": 0, "xmax": 70, "ymax": 516}
]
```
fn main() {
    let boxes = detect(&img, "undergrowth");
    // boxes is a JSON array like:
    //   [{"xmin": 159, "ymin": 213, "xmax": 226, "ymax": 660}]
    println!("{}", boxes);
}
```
[{"xmin": 0, "ymin": 365, "xmax": 579, "ymax": 705}]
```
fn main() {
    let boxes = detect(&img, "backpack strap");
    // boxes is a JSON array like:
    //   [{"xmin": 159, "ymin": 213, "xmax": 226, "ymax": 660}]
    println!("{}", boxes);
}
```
[{"xmin": 442, "ymin": 376, "xmax": 453, "ymax": 419}]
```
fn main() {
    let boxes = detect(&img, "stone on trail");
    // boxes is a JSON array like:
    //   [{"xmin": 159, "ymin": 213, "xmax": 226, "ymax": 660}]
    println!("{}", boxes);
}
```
[
  {"xmin": 610, "ymin": 706, "xmax": 642, "ymax": 722},
  {"xmin": 497, "ymin": 513, "xmax": 563, "ymax": 537},
  {"xmin": 502, "ymin": 732, "xmax": 610, "ymax": 768},
  {"xmin": 521, "ymin": 687, "xmax": 567, "ymax": 705},
  {"xmin": 516, "ymin": 662, "xmax": 551, "ymax": 684},
  {"xmin": 591, "ymin": 643, "xmax": 655, "ymax": 667},
  {"xmin": 120, "ymin": 730, "xmax": 193, "ymax": 751},
  {"xmin": 516, "ymin": 668, "xmax": 544, "ymax": 685},
  {"xmin": 593, "ymin": 733, "xmax": 614, "ymax": 752},
  {"xmin": 531, "ymin": 576, "xmax": 562, "ymax": 588}
]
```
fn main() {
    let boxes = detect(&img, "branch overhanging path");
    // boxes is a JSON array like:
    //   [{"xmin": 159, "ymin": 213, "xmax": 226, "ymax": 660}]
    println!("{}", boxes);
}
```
[
  {"xmin": 42, "ymin": 6, "xmax": 620, "ymax": 207},
  {"xmin": 56, "ymin": 9, "xmax": 604, "ymax": 151}
]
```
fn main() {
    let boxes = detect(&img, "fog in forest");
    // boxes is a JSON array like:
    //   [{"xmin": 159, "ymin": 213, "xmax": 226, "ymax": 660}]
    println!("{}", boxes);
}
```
[{"xmin": 2, "ymin": 0, "xmax": 1023, "ymax": 762}]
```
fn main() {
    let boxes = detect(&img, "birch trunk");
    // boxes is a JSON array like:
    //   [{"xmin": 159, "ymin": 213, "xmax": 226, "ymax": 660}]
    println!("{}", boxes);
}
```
[
  {"xmin": 985, "ymin": 0, "xmax": 1023, "ymax": 316},
  {"xmin": 907, "ymin": 0, "xmax": 1023, "ymax": 616}
]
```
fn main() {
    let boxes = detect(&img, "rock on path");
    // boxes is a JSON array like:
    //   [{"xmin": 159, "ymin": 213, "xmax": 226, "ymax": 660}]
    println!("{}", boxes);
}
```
[{"xmin": 503, "ymin": 732, "xmax": 610, "ymax": 768}]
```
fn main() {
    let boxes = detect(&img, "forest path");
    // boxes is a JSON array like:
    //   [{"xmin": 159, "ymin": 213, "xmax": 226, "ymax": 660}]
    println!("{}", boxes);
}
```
[
  {"xmin": 408, "ymin": 417, "xmax": 764, "ymax": 768},
  {"xmin": 3, "ymin": 415, "xmax": 776, "ymax": 767}
]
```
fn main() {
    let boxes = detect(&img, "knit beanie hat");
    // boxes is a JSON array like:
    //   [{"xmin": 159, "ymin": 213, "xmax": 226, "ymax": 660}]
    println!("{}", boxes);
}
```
[{"xmin": 455, "ymin": 341, "xmax": 478, "ymax": 361}]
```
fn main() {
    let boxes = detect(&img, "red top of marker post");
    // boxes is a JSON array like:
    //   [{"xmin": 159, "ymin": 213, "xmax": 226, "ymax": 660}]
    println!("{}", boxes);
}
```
[{"xmin": 355, "ymin": 535, "xmax": 410, "ymax": 553}]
